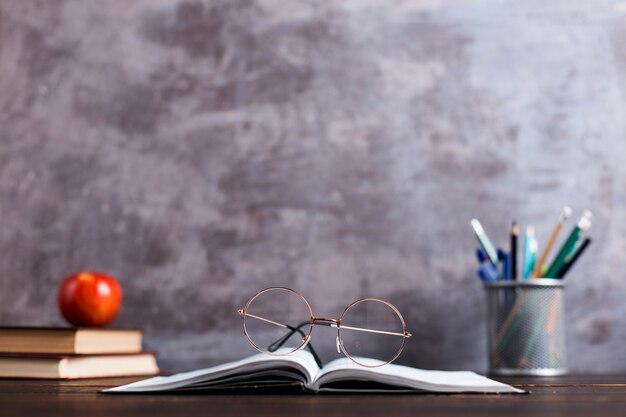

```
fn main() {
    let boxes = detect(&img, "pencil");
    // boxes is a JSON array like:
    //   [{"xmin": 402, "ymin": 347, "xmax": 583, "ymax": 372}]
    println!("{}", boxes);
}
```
[
  {"xmin": 531, "ymin": 207, "xmax": 572, "ymax": 278},
  {"xmin": 510, "ymin": 222, "xmax": 519, "ymax": 280},
  {"xmin": 555, "ymin": 237, "xmax": 592, "ymax": 279},
  {"xmin": 522, "ymin": 226, "xmax": 537, "ymax": 279},
  {"xmin": 545, "ymin": 211, "xmax": 592, "ymax": 278}
]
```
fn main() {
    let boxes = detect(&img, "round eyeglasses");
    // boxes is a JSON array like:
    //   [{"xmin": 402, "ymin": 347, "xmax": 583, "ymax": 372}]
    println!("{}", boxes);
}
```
[{"xmin": 237, "ymin": 287, "xmax": 412, "ymax": 368}]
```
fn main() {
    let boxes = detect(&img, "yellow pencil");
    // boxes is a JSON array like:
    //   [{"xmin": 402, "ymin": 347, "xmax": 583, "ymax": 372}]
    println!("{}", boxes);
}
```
[{"xmin": 531, "ymin": 207, "xmax": 572, "ymax": 278}]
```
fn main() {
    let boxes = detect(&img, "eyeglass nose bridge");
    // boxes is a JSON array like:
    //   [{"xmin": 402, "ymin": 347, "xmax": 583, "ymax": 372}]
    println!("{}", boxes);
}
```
[{"xmin": 312, "ymin": 317, "xmax": 340, "ymax": 328}]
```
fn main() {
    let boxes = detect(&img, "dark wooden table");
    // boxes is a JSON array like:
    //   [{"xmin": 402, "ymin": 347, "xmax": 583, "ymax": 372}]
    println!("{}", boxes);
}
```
[{"xmin": 1, "ymin": 375, "xmax": 625, "ymax": 416}]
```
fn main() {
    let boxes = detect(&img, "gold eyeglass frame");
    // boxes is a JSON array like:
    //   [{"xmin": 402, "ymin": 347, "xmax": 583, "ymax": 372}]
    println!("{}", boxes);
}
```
[{"xmin": 238, "ymin": 287, "xmax": 412, "ymax": 368}]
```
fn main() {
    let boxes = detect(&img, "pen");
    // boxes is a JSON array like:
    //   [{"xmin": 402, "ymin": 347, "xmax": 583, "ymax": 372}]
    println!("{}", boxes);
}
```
[
  {"xmin": 555, "ymin": 237, "xmax": 592, "ymax": 279},
  {"xmin": 475, "ymin": 248, "xmax": 497, "ymax": 281},
  {"xmin": 522, "ymin": 226, "xmax": 537, "ymax": 279},
  {"xmin": 477, "ymin": 268, "xmax": 490, "ymax": 282},
  {"xmin": 476, "ymin": 248, "xmax": 487, "ymax": 264},
  {"xmin": 531, "ymin": 207, "xmax": 572, "ymax": 278},
  {"xmin": 477, "ymin": 263, "xmax": 499, "ymax": 282},
  {"xmin": 498, "ymin": 249, "xmax": 511, "ymax": 280},
  {"xmin": 510, "ymin": 222, "xmax": 519, "ymax": 280},
  {"xmin": 545, "ymin": 211, "xmax": 592, "ymax": 278},
  {"xmin": 470, "ymin": 219, "xmax": 498, "ymax": 265}
]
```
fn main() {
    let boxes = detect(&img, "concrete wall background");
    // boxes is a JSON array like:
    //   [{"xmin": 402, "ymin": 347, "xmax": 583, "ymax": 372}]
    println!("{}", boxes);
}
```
[{"xmin": 1, "ymin": 0, "xmax": 625, "ymax": 373}]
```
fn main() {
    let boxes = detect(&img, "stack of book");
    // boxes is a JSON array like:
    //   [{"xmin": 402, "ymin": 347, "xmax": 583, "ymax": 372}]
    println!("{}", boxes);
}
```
[{"xmin": 0, "ymin": 327, "xmax": 159, "ymax": 379}]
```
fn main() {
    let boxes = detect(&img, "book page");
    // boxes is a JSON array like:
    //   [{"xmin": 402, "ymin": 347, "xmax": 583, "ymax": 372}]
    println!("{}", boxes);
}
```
[
  {"xmin": 104, "ymin": 349, "xmax": 320, "ymax": 393},
  {"xmin": 313, "ymin": 357, "xmax": 523, "ymax": 393}
]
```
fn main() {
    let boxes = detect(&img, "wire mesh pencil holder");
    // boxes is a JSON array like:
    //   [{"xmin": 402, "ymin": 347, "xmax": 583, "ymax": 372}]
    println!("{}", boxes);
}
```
[{"xmin": 484, "ymin": 279, "xmax": 567, "ymax": 376}]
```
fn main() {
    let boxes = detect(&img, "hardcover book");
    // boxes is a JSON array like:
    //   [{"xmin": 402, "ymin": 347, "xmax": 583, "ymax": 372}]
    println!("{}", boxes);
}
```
[
  {"xmin": 0, "ymin": 327, "xmax": 143, "ymax": 354},
  {"xmin": 0, "ymin": 352, "xmax": 159, "ymax": 379}
]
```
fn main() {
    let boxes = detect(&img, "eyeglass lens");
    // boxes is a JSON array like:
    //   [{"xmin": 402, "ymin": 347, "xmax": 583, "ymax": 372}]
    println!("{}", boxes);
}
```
[
  {"xmin": 339, "ymin": 299, "xmax": 406, "ymax": 366},
  {"xmin": 243, "ymin": 288, "xmax": 312, "ymax": 354}
]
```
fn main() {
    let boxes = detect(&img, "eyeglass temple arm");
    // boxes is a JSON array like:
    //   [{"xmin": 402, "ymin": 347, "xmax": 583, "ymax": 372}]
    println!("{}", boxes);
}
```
[
  {"xmin": 266, "ymin": 321, "xmax": 324, "ymax": 368},
  {"xmin": 266, "ymin": 319, "xmax": 411, "ymax": 367},
  {"xmin": 335, "ymin": 324, "xmax": 412, "ymax": 338},
  {"xmin": 241, "ymin": 311, "xmax": 411, "ymax": 338},
  {"xmin": 239, "ymin": 312, "xmax": 323, "ymax": 368}
]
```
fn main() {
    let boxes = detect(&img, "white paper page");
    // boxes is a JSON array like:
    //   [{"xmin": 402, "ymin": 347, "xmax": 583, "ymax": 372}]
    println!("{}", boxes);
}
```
[
  {"xmin": 104, "ymin": 349, "xmax": 319, "ymax": 393},
  {"xmin": 314, "ymin": 357, "xmax": 523, "ymax": 393}
]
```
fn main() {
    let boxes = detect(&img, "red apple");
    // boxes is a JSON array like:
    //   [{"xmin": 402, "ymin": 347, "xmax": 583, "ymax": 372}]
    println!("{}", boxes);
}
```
[{"xmin": 58, "ymin": 271, "xmax": 122, "ymax": 327}]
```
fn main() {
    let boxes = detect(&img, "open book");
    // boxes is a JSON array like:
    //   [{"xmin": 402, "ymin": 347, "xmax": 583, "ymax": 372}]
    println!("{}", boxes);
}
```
[{"xmin": 104, "ymin": 350, "xmax": 523, "ymax": 394}]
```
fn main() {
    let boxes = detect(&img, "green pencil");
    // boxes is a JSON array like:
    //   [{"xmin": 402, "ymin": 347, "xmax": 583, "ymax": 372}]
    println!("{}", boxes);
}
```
[{"xmin": 544, "ymin": 211, "xmax": 592, "ymax": 278}]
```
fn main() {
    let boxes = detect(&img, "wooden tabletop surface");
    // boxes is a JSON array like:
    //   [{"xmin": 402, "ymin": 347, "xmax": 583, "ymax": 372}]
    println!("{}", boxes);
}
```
[{"xmin": 1, "ymin": 375, "xmax": 625, "ymax": 417}]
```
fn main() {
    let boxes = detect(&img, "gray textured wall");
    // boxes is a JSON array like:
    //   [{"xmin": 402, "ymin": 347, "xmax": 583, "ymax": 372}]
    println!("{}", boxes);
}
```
[{"xmin": 1, "ymin": 0, "xmax": 625, "ymax": 373}]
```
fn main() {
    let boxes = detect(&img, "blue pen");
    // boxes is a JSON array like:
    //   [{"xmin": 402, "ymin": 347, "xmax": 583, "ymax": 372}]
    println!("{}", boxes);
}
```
[
  {"xmin": 477, "ymin": 268, "xmax": 489, "ymax": 282},
  {"xmin": 476, "ymin": 248, "xmax": 498, "ymax": 281},
  {"xmin": 478, "ymin": 263, "xmax": 499, "ymax": 282},
  {"xmin": 476, "ymin": 247, "xmax": 498, "ymax": 282},
  {"xmin": 498, "ymin": 249, "xmax": 511, "ymax": 280},
  {"xmin": 476, "ymin": 248, "xmax": 487, "ymax": 264},
  {"xmin": 497, "ymin": 249, "xmax": 512, "ymax": 311}
]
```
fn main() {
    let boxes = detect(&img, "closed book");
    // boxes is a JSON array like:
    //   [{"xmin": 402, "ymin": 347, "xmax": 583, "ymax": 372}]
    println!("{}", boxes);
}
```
[
  {"xmin": 0, "ymin": 327, "xmax": 142, "ymax": 354},
  {"xmin": 0, "ymin": 352, "xmax": 159, "ymax": 379}
]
